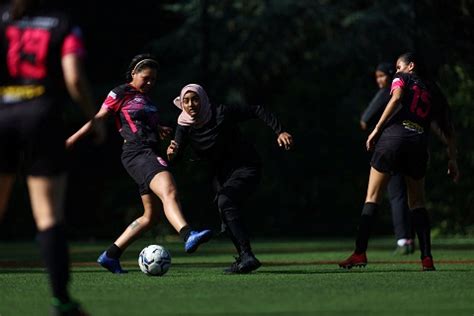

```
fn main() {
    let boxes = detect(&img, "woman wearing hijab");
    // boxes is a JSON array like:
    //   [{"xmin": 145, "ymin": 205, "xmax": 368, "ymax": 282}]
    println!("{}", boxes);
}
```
[{"xmin": 167, "ymin": 84, "xmax": 293, "ymax": 274}]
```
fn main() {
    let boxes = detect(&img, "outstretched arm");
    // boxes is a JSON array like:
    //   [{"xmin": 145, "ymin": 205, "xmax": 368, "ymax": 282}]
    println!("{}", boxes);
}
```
[
  {"xmin": 228, "ymin": 104, "xmax": 294, "ymax": 150},
  {"xmin": 66, "ymin": 106, "xmax": 110, "ymax": 149}
]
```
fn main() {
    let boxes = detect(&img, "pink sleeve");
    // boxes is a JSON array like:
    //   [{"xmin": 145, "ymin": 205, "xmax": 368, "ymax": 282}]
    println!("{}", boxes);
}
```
[
  {"xmin": 61, "ymin": 27, "xmax": 86, "ymax": 58},
  {"xmin": 390, "ymin": 77, "xmax": 405, "ymax": 94},
  {"xmin": 101, "ymin": 91, "xmax": 121, "ymax": 112}
]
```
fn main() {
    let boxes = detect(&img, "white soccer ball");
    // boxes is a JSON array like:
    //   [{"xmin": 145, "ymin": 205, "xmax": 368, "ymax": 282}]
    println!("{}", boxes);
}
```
[{"xmin": 138, "ymin": 245, "xmax": 171, "ymax": 276}]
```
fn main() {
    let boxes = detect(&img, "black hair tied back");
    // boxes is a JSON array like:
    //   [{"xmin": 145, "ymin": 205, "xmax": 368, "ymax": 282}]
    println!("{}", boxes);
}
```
[
  {"xmin": 126, "ymin": 53, "xmax": 159, "ymax": 81},
  {"xmin": 398, "ymin": 52, "xmax": 427, "ymax": 77}
]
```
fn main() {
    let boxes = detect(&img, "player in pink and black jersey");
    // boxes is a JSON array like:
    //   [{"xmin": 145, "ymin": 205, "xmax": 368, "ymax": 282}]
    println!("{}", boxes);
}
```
[
  {"xmin": 340, "ymin": 52, "xmax": 459, "ymax": 271},
  {"xmin": 67, "ymin": 54, "xmax": 212, "ymax": 274},
  {"xmin": 360, "ymin": 62, "xmax": 414, "ymax": 255},
  {"xmin": 0, "ymin": 0, "xmax": 102, "ymax": 314}
]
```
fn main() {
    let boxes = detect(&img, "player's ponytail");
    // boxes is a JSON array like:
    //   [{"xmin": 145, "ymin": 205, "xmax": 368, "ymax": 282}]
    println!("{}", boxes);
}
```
[
  {"xmin": 398, "ymin": 52, "xmax": 428, "ymax": 79},
  {"xmin": 126, "ymin": 54, "xmax": 159, "ymax": 82}
]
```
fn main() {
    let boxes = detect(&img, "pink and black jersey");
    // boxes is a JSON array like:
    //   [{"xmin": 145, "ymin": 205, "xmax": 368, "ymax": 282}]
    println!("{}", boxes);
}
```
[
  {"xmin": 388, "ymin": 72, "xmax": 433, "ymax": 134},
  {"xmin": 0, "ymin": 5, "xmax": 85, "ymax": 104},
  {"xmin": 384, "ymin": 72, "xmax": 451, "ymax": 137},
  {"xmin": 102, "ymin": 84, "xmax": 161, "ymax": 148}
]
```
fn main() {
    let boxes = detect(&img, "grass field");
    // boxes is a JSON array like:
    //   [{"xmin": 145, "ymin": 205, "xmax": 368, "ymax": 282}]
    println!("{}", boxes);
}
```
[{"xmin": 1, "ymin": 237, "xmax": 473, "ymax": 316}]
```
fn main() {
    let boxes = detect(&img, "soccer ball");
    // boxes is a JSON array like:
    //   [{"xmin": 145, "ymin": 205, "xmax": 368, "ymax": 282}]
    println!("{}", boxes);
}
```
[{"xmin": 138, "ymin": 245, "xmax": 171, "ymax": 276}]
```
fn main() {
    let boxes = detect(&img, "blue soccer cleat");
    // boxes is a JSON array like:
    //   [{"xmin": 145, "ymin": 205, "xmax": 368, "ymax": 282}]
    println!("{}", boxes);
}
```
[
  {"xmin": 97, "ymin": 251, "xmax": 128, "ymax": 274},
  {"xmin": 184, "ymin": 229, "xmax": 212, "ymax": 253}
]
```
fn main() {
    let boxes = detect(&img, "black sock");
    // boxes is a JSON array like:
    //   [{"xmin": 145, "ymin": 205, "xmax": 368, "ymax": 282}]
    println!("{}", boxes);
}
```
[
  {"xmin": 179, "ymin": 225, "xmax": 192, "ymax": 242},
  {"xmin": 411, "ymin": 207, "xmax": 432, "ymax": 259},
  {"xmin": 105, "ymin": 244, "xmax": 123, "ymax": 259},
  {"xmin": 225, "ymin": 218, "xmax": 251, "ymax": 254},
  {"xmin": 355, "ymin": 202, "xmax": 378, "ymax": 254},
  {"xmin": 37, "ymin": 224, "xmax": 70, "ymax": 304},
  {"xmin": 228, "ymin": 230, "xmax": 243, "ymax": 254}
]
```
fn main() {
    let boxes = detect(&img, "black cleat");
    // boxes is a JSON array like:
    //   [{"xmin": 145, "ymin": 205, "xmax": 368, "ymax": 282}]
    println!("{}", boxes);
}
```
[{"xmin": 224, "ymin": 252, "xmax": 261, "ymax": 274}]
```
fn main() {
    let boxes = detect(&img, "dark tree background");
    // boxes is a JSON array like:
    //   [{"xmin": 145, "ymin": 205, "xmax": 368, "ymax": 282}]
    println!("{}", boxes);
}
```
[{"xmin": 1, "ymin": 0, "xmax": 473, "ymax": 240}]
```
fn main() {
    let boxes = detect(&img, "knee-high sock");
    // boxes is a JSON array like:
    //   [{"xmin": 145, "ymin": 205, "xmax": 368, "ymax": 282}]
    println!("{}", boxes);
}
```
[
  {"xmin": 355, "ymin": 202, "xmax": 378, "ymax": 254},
  {"xmin": 37, "ymin": 224, "xmax": 70, "ymax": 303},
  {"xmin": 218, "ymin": 194, "xmax": 251, "ymax": 254},
  {"xmin": 411, "ymin": 208, "xmax": 432, "ymax": 258}
]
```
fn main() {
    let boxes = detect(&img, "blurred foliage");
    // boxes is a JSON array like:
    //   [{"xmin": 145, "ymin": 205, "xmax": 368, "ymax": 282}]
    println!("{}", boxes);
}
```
[{"xmin": 1, "ymin": 0, "xmax": 473, "ymax": 239}]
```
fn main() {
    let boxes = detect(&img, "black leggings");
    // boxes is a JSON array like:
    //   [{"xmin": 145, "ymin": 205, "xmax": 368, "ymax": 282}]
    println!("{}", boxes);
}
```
[
  {"xmin": 215, "ymin": 165, "xmax": 261, "ymax": 254},
  {"xmin": 387, "ymin": 174, "xmax": 412, "ymax": 240}
]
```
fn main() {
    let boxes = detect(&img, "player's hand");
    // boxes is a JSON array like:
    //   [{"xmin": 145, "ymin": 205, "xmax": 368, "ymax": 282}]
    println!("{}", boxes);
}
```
[
  {"xmin": 277, "ymin": 132, "xmax": 293, "ymax": 150},
  {"xmin": 167, "ymin": 140, "xmax": 179, "ymax": 161},
  {"xmin": 158, "ymin": 125, "xmax": 173, "ymax": 140},
  {"xmin": 366, "ymin": 128, "xmax": 380, "ymax": 151},
  {"xmin": 360, "ymin": 120, "xmax": 368, "ymax": 131},
  {"xmin": 447, "ymin": 159, "xmax": 460, "ymax": 183},
  {"xmin": 65, "ymin": 137, "xmax": 75, "ymax": 150}
]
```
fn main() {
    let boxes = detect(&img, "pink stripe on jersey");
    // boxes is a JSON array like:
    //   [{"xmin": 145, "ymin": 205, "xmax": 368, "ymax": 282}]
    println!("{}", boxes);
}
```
[
  {"xmin": 122, "ymin": 109, "xmax": 137, "ymax": 133},
  {"xmin": 61, "ymin": 27, "xmax": 86, "ymax": 58},
  {"xmin": 101, "ymin": 91, "xmax": 120, "ymax": 112},
  {"xmin": 390, "ymin": 77, "xmax": 405, "ymax": 94}
]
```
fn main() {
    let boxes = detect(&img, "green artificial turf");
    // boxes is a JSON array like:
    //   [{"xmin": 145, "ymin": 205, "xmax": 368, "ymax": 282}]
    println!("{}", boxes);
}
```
[{"xmin": 1, "ymin": 238, "xmax": 473, "ymax": 316}]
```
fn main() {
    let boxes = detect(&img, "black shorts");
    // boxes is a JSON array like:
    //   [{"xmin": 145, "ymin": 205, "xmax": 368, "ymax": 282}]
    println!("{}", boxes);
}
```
[
  {"xmin": 121, "ymin": 146, "xmax": 169, "ymax": 195},
  {"xmin": 371, "ymin": 133, "xmax": 428, "ymax": 180},
  {"xmin": 0, "ymin": 97, "xmax": 66, "ymax": 176}
]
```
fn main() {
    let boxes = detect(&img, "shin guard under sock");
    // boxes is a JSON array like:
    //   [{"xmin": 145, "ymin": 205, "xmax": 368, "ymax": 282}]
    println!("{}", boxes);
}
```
[
  {"xmin": 411, "ymin": 207, "xmax": 432, "ymax": 258},
  {"xmin": 37, "ymin": 224, "xmax": 70, "ymax": 303},
  {"xmin": 355, "ymin": 202, "xmax": 379, "ymax": 254}
]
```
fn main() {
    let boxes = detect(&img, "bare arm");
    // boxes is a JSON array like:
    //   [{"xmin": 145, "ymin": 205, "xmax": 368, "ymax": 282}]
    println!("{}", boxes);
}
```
[
  {"xmin": 431, "ymin": 122, "xmax": 459, "ymax": 182},
  {"xmin": 366, "ymin": 88, "xmax": 403, "ymax": 151},
  {"xmin": 66, "ymin": 106, "xmax": 110, "ymax": 149}
]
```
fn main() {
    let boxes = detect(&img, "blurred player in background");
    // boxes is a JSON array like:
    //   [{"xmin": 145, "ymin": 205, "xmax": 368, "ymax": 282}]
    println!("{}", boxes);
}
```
[{"xmin": 0, "ymin": 0, "xmax": 104, "ymax": 314}]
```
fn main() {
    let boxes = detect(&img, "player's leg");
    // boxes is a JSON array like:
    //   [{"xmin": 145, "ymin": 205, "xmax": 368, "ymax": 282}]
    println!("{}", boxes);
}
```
[
  {"xmin": 357, "ymin": 167, "xmax": 390, "ymax": 252},
  {"xmin": 27, "ymin": 174, "xmax": 74, "ymax": 305},
  {"xmin": 149, "ymin": 171, "xmax": 211, "ymax": 253},
  {"xmin": 0, "ymin": 174, "xmax": 15, "ymax": 222},
  {"xmin": 217, "ymin": 166, "xmax": 261, "ymax": 274},
  {"xmin": 114, "ymin": 194, "xmax": 160, "ymax": 249},
  {"xmin": 387, "ymin": 174, "xmax": 414, "ymax": 254},
  {"xmin": 339, "ymin": 167, "xmax": 390, "ymax": 268},
  {"xmin": 405, "ymin": 176, "xmax": 435, "ymax": 270},
  {"xmin": 98, "ymin": 193, "xmax": 161, "ymax": 274}
]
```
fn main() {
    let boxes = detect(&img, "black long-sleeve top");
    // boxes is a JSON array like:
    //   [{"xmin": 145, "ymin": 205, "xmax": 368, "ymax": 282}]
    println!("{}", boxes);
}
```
[
  {"xmin": 360, "ymin": 87, "xmax": 391, "ymax": 129},
  {"xmin": 174, "ymin": 103, "xmax": 283, "ymax": 169}
]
